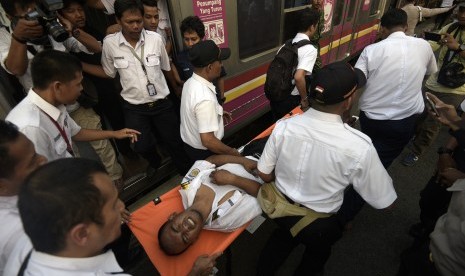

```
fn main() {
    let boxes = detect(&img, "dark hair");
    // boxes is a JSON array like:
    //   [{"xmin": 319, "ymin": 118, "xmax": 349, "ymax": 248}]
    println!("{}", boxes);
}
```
[
  {"xmin": 114, "ymin": 0, "xmax": 144, "ymax": 19},
  {"xmin": 297, "ymin": 7, "xmax": 320, "ymax": 33},
  {"xmin": 62, "ymin": 0, "xmax": 86, "ymax": 10},
  {"xmin": 180, "ymin": 16, "xmax": 205, "ymax": 39},
  {"xmin": 31, "ymin": 50, "xmax": 82, "ymax": 90},
  {"xmin": 0, "ymin": 120, "xmax": 20, "ymax": 178},
  {"xmin": 141, "ymin": 0, "xmax": 157, "ymax": 8},
  {"xmin": 18, "ymin": 158, "xmax": 107, "ymax": 254},
  {"xmin": 381, "ymin": 9, "xmax": 408, "ymax": 30},
  {"xmin": 0, "ymin": 0, "xmax": 34, "ymax": 16}
]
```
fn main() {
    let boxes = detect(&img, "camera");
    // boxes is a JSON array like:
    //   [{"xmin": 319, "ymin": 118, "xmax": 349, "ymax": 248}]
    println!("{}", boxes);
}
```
[{"xmin": 13, "ymin": 0, "xmax": 69, "ymax": 44}]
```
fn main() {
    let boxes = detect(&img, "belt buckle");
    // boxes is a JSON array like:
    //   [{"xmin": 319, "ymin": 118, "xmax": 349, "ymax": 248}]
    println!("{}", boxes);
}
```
[{"xmin": 147, "ymin": 102, "xmax": 155, "ymax": 108}]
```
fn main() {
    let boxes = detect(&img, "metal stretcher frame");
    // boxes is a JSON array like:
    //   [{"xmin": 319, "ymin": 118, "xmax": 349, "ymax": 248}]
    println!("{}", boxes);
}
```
[{"xmin": 128, "ymin": 107, "xmax": 303, "ymax": 276}]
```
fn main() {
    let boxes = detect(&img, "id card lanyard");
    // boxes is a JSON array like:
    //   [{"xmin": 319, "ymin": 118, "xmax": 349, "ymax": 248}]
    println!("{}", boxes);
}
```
[
  {"xmin": 40, "ymin": 110, "xmax": 75, "ymax": 156},
  {"xmin": 129, "ymin": 44, "xmax": 157, "ymax": 96}
]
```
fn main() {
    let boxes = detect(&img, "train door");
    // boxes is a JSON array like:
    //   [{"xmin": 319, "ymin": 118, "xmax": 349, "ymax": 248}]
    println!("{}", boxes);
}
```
[{"xmin": 325, "ymin": 0, "xmax": 361, "ymax": 63}]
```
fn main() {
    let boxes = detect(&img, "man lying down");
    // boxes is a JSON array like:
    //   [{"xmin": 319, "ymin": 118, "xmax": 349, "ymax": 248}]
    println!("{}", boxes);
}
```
[{"xmin": 157, "ymin": 155, "xmax": 263, "ymax": 255}]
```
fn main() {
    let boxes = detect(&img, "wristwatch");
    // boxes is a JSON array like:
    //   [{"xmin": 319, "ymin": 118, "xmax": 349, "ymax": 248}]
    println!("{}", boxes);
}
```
[
  {"xmin": 457, "ymin": 44, "xmax": 465, "ymax": 53},
  {"xmin": 72, "ymin": 27, "xmax": 81, "ymax": 39},
  {"xmin": 437, "ymin": 146, "xmax": 454, "ymax": 155}
]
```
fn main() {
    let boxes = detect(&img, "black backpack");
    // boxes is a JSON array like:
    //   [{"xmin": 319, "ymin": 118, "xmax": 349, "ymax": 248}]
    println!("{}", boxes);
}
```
[{"xmin": 264, "ymin": 39, "xmax": 312, "ymax": 102}]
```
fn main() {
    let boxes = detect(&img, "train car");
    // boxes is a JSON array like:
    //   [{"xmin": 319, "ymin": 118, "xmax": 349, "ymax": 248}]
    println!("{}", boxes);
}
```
[{"xmin": 163, "ymin": 0, "xmax": 392, "ymax": 134}]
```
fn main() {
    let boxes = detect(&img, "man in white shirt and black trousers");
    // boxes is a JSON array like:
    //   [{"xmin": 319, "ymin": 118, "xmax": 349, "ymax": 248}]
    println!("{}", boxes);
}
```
[
  {"xmin": 354, "ymin": 8, "xmax": 437, "ymax": 168},
  {"xmin": 256, "ymin": 62, "xmax": 397, "ymax": 275},
  {"xmin": 101, "ymin": 0, "xmax": 190, "ymax": 175}
]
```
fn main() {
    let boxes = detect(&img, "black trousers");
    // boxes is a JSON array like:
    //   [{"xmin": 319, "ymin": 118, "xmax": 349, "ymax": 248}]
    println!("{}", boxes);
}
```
[
  {"xmin": 269, "ymin": 95, "xmax": 300, "ymax": 121},
  {"xmin": 359, "ymin": 111, "xmax": 419, "ymax": 168},
  {"xmin": 123, "ymin": 99, "xmax": 191, "ymax": 175},
  {"xmin": 257, "ymin": 215, "xmax": 342, "ymax": 276},
  {"xmin": 183, "ymin": 142, "xmax": 214, "ymax": 168}
]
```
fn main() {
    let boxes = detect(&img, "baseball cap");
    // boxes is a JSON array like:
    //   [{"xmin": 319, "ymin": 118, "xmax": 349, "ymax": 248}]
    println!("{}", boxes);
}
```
[
  {"xmin": 309, "ymin": 61, "xmax": 367, "ymax": 105},
  {"xmin": 189, "ymin": 40, "xmax": 231, "ymax": 68}
]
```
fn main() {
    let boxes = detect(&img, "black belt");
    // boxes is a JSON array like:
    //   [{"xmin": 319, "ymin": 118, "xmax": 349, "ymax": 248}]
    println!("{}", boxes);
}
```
[
  {"xmin": 125, "ymin": 98, "xmax": 167, "ymax": 109},
  {"xmin": 283, "ymin": 193, "xmax": 305, "ymax": 208}
]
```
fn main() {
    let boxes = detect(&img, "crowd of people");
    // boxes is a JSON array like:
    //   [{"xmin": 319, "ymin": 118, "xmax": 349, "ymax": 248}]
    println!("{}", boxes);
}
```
[{"xmin": 1, "ymin": 0, "xmax": 465, "ymax": 275}]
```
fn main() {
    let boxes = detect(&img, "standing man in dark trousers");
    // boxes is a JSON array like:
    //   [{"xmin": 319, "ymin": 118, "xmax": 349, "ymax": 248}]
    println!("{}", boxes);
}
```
[
  {"xmin": 101, "ymin": 0, "xmax": 190, "ymax": 175},
  {"xmin": 180, "ymin": 40, "xmax": 241, "ymax": 164},
  {"xmin": 354, "ymin": 9, "xmax": 437, "ymax": 168},
  {"xmin": 256, "ymin": 62, "xmax": 397, "ymax": 275}
]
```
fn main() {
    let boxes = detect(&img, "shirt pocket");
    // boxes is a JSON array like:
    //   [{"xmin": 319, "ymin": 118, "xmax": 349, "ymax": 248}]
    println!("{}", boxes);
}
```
[
  {"xmin": 114, "ymin": 59, "xmax": 129, "ymax": 69},
  {"xmin": 145, "ymin": 55, "xmax": 160, "ymax": 67},
  {"xmin": 54, "ymin": 137, "xmax": 68, "ymax": 156}
]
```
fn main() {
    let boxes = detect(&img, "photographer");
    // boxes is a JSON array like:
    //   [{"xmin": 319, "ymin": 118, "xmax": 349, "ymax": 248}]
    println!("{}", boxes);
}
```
[{"xmin": 0, "ymin": 0, "xmax": 101, "ymax": 90}]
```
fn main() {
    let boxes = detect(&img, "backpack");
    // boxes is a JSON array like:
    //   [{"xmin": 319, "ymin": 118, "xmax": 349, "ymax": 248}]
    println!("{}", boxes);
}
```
[{"xmin": 264, "ymin": 39, "xmax": 312, "ymax": 102}]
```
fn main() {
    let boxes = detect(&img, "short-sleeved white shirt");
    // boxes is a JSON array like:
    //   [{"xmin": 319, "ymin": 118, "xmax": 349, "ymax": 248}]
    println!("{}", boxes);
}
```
[
  {"xmin": 179, "ymin": 158, "xmax": 262, "ymax": 232},
  {"xmin": 101, "ymin": 30, "xmax": 171, "ymax": 104},
  {"xmin": 6, "ymin": 90, "xmax": 81, "ymax": 161},
  {"xmin": 21, "ymin": 250, "xmax": 130, "ymax": 276},
  {"xmin": 180, "ymin": 73, "xmax": 224, "ymax": 150},
  {"xmin": 0, "ymin": 196, "xmax": 24, "ymax": 275},
  {"xmin": 290, "ymin": 32, "xmax": 317, "ymax": 96},
  {"xmin": 257, "ymin": 108, "xmax": 397, "ymax": 213},
  {"xmin": 355, "ymin": 31, "xmax": 437, "ymax": 120},
  {"xmin": 0, "ymin": 27, "xmax": 92, "ymax": 90}
]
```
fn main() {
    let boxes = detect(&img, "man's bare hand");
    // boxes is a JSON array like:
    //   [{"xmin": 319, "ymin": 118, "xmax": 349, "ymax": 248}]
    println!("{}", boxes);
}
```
[
  {"xmin": 188, "ymin": 252, "xmax": 222, "ymax": 276},
  {"xmin": 12, "ymin": 19, "xmax": 43, "ymax": 40},
  {"xmin": 121, "ymin": 209, "xmax": 131, "ymax": 224},
  {"xmin": 241, "ymin": 158, "xmax": 257, "ymax": 174},
  {"xmin": 223, "ymin": 111, "xmax": 232, "ymax": 124},
  {"xmin": 113, "ymin": 128, "xmax": 141, "ymax": 143},
  {"xmin": 210, "ymin": 169, "xmax": 235, "ymax": 186},
  {"xmin": 439, "ymin": 168, "xmax": 465, "ymax": 188},
  {"xmin": 426, "ymin": 92, "xmax": 461, "ymax": 127}
]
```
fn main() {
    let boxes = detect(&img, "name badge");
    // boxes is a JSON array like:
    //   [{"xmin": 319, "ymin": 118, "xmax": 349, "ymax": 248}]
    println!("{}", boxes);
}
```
[{"xmin": 147, "ymin": 83, "xmax": 157, "ymax": 96}]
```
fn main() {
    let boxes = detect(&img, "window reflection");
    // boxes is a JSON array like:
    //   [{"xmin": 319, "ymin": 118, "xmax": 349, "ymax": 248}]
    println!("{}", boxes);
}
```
[{"xmin": 237, "ymin": 0, "xmax": 281, "ymax": 59}]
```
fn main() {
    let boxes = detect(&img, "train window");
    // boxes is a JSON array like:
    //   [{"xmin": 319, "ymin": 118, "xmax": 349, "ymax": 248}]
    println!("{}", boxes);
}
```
[
  {"xmin": 347, "ymin": 0, "xmax": 356, "ymax": 21},
  {"xmin": 332, "ymin": 0, "xmax": 345, "ymax": 26},
  {"xmin": 370, "ymin": 0, "xmax": 381, "ymax": 15},
  {"xmin": 285, "ymin": 0, "xmax": 311, "ymax": 9},
  {"xmin": 237, "ymin": 0, "xmax": 281, "ymax": 59}
]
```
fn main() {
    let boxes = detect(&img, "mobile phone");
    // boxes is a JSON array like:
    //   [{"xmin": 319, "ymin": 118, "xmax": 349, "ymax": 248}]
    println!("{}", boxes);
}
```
[
  {"xmin": 425, "ymin": 95, "xmax": 439, "ymax": 116},
  {"xmin": 424, "ymin": 32, "xmax": 442, "ymax": 42}
]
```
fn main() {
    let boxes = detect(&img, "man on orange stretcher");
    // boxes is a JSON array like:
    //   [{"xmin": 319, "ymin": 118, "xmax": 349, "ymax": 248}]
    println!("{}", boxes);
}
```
[{"xmin": 157, "ymin": 154, "xmax": 263, "ymax": 255}]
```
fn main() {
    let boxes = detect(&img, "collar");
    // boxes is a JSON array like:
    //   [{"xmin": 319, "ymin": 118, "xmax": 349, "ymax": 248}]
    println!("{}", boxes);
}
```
[
  {"xmin": 192, "ymin": 73, "xmax": 217, "ymax": 94},
  {"xmin": 0, "ymin": 195, "xmax": 18, "ymax": 210},
  {"xmin": 386, "ymin": 31, "xmax": 407, "ymax": 39},
  {"xmin": 118, "ymin": 30, "xmax": 145, "ymax": 48},
  {"xmin": 31, "ymin": 250, "xmax": 124, "ymax": 273},
  {"xmin": 305, "ymin": 108, "xmax": 343, "ymax": 123},
  {"xmin": 448, "ymin": 179, "xmax": 465, "ymax": 192},
  {"xmin": 294, "ymin": 32, "xmax": 311, "ymax": 41},
  {"xmin": 28, "ymin": 89, "xmax": 63, "ymax": 121}
]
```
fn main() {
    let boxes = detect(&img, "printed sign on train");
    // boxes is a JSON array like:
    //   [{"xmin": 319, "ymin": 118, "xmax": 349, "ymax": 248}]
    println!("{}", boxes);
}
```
[
  {"xmin": 323, "ymin": 0, "xmax": 334, "ymax": 32},
  {"xmin": 193, "ymin": 0, "xmax": 229, "ymax": 47}
]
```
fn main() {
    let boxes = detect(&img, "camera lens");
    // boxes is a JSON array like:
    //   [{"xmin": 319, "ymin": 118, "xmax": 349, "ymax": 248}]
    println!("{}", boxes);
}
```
[{"xmin": 46, "ymin": 20, "xmax": 69, "ymax": 42}]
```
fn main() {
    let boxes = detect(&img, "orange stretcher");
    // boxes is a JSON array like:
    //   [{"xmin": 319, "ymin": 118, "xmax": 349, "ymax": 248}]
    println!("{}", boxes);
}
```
[{"xmin": 128, "ymin": 107, "xmax": 303, "ymax": 276}]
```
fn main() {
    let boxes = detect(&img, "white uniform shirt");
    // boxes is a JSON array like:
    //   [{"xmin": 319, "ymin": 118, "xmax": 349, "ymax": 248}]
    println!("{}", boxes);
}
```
[
  {"xmin": 101, "ymin": 30, "xmax": 171, "ymax": 104},
  {"xmin": 430, "ymin": 179, "xmax": 465, "ymax": 276},
  {"xmin": 290, "ymin": 32, "xmax": 317, "ymax": 96},
  {"xmin": 0, "ymin": 196, "xmax": 24, "ymax": 275},
  {"xmin": 257, "ymin": 109, "xmax": 397, "ymax": 213},
  {"xmin": 0, "ymin": 27, "xmax": 92, "ymax": 90},
  {"xmin": 21, "ymin": 250, "xmax": 129, "ymax": 276},
  {"xmin": 355, "ymin": 31, "xmax": 437, "ymax": 120},
  {"xmin": 179, "ymin": 159, "xmax": 262, "ymax": 232},
  {"xmin": 180, "ymin": 73, "xmax": 224, "ymax": 150},
  {"xmin": 4, "ymin": 235, "xmax": 31, "ymax": 276},
  {"xmin": 6, "ymin": 90, "xmax": 81, "ymax": 161}
]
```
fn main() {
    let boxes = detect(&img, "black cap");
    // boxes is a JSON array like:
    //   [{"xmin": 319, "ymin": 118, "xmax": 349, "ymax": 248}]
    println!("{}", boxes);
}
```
[
  {"xmin": 309, "ymin": 61, "xmax": 367, "ymax": 105},
  {"xmin": 189, "ymin": 40, "xmax": 231, "ymax": 68}
]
